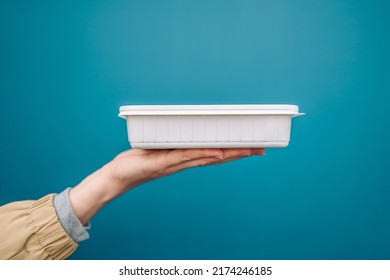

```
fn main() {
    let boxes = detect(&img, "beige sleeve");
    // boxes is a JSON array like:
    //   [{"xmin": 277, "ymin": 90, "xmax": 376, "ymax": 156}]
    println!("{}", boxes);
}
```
[{"xmin": 0, "ymin": 194, "xmax": 78, "ymax": 260}]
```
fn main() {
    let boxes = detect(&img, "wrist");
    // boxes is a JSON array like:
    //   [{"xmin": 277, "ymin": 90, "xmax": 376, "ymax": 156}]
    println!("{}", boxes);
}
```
[
  {"xmin": 69, "ymin": 168, "xmax": 118, "ymax": 225},
  {"xmin": 86, "ymin": 166, "xmax": 122, "ymax": 204},
  {"xmin": 101, "ymin": 161, "xmax": 143, "ymax": 196}
]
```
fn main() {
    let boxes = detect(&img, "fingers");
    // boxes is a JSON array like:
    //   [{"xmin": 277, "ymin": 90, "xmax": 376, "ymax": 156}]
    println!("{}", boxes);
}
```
[
  {"xmin": 210, "ymin": 148, "xmax": 265, "ymax": 165},
  {"xmin": 221, "ymin": 148, "xmax": 249, "ymax": 158},
  {"xmin": 251, "ymin": 148, "xmax": 266, "ymax": 155},
  {"xmin": 218, "ymin": 148, "xmax": 265, "ymax": 158},
  {"xmin": 161, "ymin": 148, "xmax": 265, "ymax": 176},
  {"xmin": 210, "ymin": 156, "xmax": 247, "ymax": 165},
  {"xmin": 115, "ymin": 148, "xmax": 265, "ymax": 164},
  {"xmin": 164, "ymin": 148, "xmax": 265, "ymax": 165},
  {"xmin": 162, "ymin": 156, "xmax": 224, "ymax": 176},
  {"xmin": 162, "ymin": 148, "xmax": 224, "ymax": 166}
]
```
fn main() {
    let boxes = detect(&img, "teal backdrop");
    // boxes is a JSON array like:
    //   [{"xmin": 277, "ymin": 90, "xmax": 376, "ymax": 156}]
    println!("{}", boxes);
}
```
[{"xmin": 1, "ymin": 0, "xmax": 389, "ymax": 259}]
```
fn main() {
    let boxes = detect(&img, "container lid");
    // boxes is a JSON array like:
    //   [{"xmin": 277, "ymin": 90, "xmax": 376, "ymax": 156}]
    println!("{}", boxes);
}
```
[{"xmin": 119, "ymin": 104, "xmax": 304, "ymax": 118}]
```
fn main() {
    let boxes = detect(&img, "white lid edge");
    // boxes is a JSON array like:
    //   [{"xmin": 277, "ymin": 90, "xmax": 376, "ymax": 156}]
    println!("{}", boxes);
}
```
[{"xmin": 119, "ymin": 104, "xmax": 304, "ymax": 117}]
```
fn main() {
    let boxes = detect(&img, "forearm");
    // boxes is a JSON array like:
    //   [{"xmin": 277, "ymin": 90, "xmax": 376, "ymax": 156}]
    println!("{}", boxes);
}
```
[{"xmin": 69, "ymin": 166, "xmax": 122, "ymax": 226}]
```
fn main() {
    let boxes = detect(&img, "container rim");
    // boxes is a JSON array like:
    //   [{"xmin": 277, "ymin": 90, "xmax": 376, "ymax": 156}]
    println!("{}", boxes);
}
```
[{"xmin": 119, "ymin": 104, "xmax": 304, "ymax": 118}]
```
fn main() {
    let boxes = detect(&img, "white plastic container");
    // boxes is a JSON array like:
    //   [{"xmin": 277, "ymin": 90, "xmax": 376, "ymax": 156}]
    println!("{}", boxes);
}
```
[{"xmin": 119, "ymin": 105, "xmax": 304, "ymax": 149}]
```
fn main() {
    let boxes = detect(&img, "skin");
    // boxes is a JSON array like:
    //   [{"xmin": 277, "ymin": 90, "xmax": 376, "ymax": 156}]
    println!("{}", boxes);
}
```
[{"xmin": 69, "ymin": 148, "xmax": 265, "ymax": 225}]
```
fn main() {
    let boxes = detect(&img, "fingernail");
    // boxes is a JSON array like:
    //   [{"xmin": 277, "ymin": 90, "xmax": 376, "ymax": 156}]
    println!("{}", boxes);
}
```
[{"xmin": 215, "ymin": 156, "xmax": 224, "ymax": 160}]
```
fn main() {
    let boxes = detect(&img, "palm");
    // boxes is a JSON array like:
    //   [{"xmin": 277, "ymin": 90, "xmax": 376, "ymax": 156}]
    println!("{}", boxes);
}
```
[{"xmin": 107, "ymin": 148, "xmax": 265, "ymax": 191}]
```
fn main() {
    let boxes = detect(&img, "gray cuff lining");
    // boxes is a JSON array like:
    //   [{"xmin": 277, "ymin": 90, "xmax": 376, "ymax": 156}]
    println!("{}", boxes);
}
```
[{"xmin": 53, "ymin": 188, "xmax": 90, "ymax": 243}]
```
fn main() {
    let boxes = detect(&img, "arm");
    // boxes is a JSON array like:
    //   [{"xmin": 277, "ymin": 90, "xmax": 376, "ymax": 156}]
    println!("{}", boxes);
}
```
[{"xmin": 0, "ymin": 148, "xmax": 264, "ymax": 259}]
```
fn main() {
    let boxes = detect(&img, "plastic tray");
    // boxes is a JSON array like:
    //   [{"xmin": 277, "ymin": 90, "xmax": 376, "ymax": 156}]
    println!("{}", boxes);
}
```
[{"xmin": 119, "ymin": 104, "xmax": 304, "ymax": 149}]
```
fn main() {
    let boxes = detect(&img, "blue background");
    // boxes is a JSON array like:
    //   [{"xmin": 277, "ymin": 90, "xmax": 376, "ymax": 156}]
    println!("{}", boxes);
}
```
[{"xmin": 1, "ymin": 0, "xmax": 389, "ymax": 259}]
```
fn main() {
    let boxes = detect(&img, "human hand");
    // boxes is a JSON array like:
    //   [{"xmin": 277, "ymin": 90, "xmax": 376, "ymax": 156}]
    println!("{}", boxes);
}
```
[
  {"xmin": 69, "ymin": 148, "xmax": 265, "ymax": 225},
  {"xmin": 105, "ymin": 148, "xmax": 265, "ymax": 195}
]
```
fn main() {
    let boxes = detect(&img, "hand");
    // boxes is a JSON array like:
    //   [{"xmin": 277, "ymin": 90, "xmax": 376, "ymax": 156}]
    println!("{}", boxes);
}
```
[
  {"xmin": 69, "ymin": 148, "xmax": 265, "ymax": 225},
  {"xmin": 105, "ymin": 148, "xmax": 265, "ymax": 194}
]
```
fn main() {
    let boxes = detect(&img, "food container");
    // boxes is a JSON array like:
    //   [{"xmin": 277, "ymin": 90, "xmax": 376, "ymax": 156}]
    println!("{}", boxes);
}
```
[{"xmin": 119, "ymin": 104, "xmax": 304, "ymax": 149}]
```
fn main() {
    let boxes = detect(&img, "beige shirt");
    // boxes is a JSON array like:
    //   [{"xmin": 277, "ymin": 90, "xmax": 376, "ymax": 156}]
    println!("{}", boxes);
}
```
[{"xmin": 0, "ymin": 194, "xmax": 78, "ymax": 260}]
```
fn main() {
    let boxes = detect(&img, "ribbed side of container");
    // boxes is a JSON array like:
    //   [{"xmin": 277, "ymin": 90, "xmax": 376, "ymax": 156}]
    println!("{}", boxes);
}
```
[{"xmin": 125, "ymin": 115, "xmax": 291, "ymax": 148}]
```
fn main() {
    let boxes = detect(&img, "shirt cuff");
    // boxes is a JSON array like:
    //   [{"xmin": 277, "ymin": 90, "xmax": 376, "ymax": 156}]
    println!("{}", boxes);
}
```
[{"xmin": 53, "ymin": 188, "xmax": 90, "ymax": 243}]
